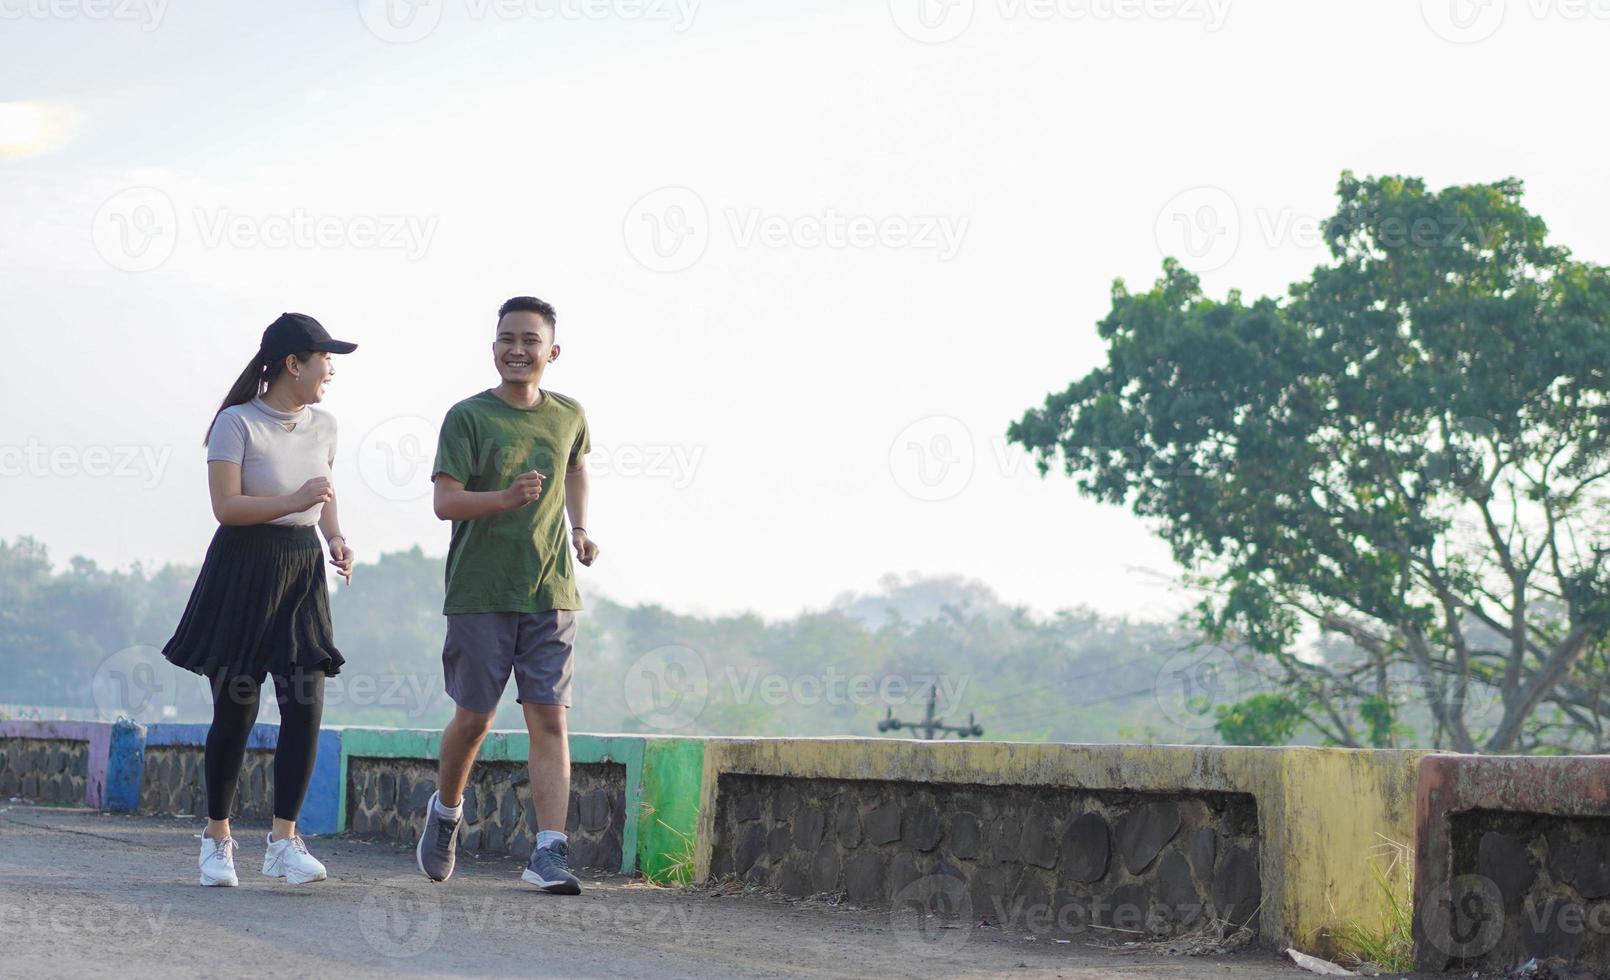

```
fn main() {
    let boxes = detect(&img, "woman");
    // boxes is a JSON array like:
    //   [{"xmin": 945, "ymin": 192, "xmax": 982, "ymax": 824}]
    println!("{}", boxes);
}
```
[{"xmin": 163, "ymin": 312, "xmax": 357, "ymax": 887}]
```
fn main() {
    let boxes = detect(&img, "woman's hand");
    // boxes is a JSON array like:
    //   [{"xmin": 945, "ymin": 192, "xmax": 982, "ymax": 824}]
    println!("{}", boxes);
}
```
[
  {"xmin": 328, "ymin": 536, "xmax": 354, "ymax": 585},
  {"xmin": 293, "ymin": 477, "xmax": 334, "ymax": 511}
]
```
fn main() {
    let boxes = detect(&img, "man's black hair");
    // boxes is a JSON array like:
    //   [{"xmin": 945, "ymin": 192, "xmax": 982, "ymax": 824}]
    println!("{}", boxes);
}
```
[{"xmin": 497, "ymin": 296, "xmax": 557, "ymax": 334}]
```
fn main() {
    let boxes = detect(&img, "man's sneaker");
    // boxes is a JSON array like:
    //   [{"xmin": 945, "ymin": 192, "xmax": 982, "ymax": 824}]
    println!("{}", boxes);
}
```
[
  {"xmin": 261, "ymin": 832, "xmax": 327, "ymax": 884},
  {"xmin": 522, "ymin": 840, "xmax": 581, "ymax": 895},
  {"xmin": 416, "ymin": 791, "xmax": 461, "ymax": 882},
  {"xmin": 199, "ymin": 834, "xmax": 238, "ymax": 887}
]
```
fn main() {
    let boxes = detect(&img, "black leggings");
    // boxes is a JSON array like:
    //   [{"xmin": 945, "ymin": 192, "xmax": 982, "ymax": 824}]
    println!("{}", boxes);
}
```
[{"xmin": 205, "ymin": 671, "xmax": 325, "ymax": 823}]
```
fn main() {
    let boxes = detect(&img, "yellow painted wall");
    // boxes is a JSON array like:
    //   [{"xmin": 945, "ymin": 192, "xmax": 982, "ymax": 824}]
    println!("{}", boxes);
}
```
[{"xmin": 694, "ymin": 738, "xmax": 1423, "ymax": 952}]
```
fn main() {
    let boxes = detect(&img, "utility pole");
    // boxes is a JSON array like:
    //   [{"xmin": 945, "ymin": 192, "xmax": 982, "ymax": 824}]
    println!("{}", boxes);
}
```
[{"xmin": 878, "ymin": 684, "xmax": 983, "ymax": 740}]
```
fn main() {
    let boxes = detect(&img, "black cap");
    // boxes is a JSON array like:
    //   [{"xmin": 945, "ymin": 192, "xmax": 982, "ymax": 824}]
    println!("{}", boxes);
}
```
[{"xmin": 260, "ymin": 313, "xmax": 358, "ymax": 364}]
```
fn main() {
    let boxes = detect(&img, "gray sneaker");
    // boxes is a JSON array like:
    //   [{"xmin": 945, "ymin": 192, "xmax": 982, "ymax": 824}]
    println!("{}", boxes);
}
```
[
  {"xmin": 416, "ymin": 791, "xmax": 460, "ymax": 882},
  {"xmin": 521, "ymin": 840, "xmax": 581, "ymax": 895}
]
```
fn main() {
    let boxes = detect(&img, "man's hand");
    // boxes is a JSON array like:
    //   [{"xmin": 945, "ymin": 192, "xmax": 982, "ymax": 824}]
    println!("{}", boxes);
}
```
[
  {"xmin": 329, "ymin": 537, "xmax": 354, "ymax": 585},
  {"xmin": 572, "ymin": 528, "xmax": 599, "ymax": 566},
  {"xmin": 501, "ymin": 470, "xmax": 545, "ymax": 510}
]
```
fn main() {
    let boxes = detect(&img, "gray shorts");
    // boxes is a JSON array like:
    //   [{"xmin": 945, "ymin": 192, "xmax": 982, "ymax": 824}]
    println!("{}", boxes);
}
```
[{"xmin": 442, "ymin": 610, "xmax": 577, "ymax": 712}]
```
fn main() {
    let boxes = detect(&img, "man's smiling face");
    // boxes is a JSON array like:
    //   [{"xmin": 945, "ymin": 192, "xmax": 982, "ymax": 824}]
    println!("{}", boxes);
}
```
[{"xmin": 493, "ymin": 310, "xmax": 557, "ymax": 384}]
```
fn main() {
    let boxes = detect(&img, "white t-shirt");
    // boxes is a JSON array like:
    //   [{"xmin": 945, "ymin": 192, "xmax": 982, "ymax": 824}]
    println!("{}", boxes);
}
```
[{"xmin": 206, "ymin": 397, "xmax": 338, "ymax": 527}]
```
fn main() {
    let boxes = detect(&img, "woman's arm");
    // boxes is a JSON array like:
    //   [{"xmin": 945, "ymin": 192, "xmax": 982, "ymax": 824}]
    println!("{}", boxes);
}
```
[
  {"xmin": 208, "ymin": 460, "xmax": 329, "ymax": 526},
  {"xmin": 318, "ymin": 489, "xmax": 353, "ymax": 584}
]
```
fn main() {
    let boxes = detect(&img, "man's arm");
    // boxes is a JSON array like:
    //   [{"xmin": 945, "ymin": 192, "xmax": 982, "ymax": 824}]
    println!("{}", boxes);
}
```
[
  {"xmin": 565, "ymin": 463, "xmax": 599, "ymax": 566},
  {"xmin": 433, "ymin": 471, "xmax": 543, "ymax": 521}
]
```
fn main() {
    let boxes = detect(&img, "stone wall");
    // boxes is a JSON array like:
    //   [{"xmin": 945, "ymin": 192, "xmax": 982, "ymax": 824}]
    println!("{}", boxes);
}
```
[
  {"xmin": 1439, "ymin": 809, "xmax": 1610, "ymax": 971},
  {"xmin": 346, "ymin": 757, "xmax": 627, "ymax": 870},
  {"xmin": 0, "ymin": 738, "xmax": 89, "ymax": 804},
  {"xmin": 709, "ymin": 774, "xmax": 1262, "ymax": 939},
  {"xmin": 138, "ymin": 746, "xmax": 277, "ymax": 822}
]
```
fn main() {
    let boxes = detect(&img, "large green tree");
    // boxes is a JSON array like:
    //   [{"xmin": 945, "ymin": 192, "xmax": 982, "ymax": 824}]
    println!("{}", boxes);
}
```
[{"xmin": 1009, "ymin": 173, "xmax": 1610, "ymax": 753}]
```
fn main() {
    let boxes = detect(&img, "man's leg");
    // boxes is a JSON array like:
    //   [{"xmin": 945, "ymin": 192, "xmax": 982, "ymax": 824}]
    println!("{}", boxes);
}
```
[
  {"xmin": 521, "ymin": 703, "xmax": 570, "ymax": 832},
  {"xmin": 420, "ymin": 613, "xmax": 515, "ymax": 881},
  {"xmin": 437, "ymin": 705, "xmax": 497, "ymax": 807}
]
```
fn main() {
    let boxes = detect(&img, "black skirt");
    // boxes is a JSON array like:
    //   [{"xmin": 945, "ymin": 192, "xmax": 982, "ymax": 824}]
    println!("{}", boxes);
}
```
[{"xmin": 163, "ymin": 524, "xmax": 345, "ymax": 682}]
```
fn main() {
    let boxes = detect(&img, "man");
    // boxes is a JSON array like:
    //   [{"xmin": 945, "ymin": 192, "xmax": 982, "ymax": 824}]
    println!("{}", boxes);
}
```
[{"xmin": 415, "ymin": 295, "xmax": 599, "ymax": 893}]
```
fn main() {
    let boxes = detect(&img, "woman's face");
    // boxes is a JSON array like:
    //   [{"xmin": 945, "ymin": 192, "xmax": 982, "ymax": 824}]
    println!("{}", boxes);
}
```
[{"xmin": 283, "ymin": 351, "xmax": 335, "ymax": 404}]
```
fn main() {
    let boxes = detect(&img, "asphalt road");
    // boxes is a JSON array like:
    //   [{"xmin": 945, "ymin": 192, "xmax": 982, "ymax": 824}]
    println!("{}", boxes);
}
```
[{"xmin": 0, "ymin": 803, "xmax": 1392, "ymax": 979}]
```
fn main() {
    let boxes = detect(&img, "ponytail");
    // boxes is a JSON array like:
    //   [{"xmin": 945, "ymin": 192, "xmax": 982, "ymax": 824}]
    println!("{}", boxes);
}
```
[{"xmin": 202, "ymin": 349, "xmax": 315, "ymax": 445}]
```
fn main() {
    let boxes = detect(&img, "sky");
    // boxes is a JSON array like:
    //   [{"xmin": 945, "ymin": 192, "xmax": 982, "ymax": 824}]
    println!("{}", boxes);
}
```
[{"xmin": 2, "ymin": 0, "xmax": 1608, "ymax": 624}]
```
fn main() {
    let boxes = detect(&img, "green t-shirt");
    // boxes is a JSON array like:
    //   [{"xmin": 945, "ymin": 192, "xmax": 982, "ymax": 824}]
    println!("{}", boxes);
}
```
[{"xmin": 432, "ymin": 389, "xmax": 591, "ymax": 614}]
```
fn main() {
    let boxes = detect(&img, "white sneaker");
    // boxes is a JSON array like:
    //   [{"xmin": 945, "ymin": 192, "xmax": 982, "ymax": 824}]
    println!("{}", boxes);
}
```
[
  {"xmin": 199, "ymin": 834, "xmax": 239, "ymax": 887},
  {"xmin": 262, "ymin": 832, "xmax": 327, "ymax": 884}
]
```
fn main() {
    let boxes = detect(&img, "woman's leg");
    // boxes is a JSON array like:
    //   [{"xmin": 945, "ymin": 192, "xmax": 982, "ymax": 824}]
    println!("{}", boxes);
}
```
[
  {"xmin": 204, "ymin": 674, "xmax": 263, "ymax": 840},
  {"xmin": 269, "ymin": 669, "xmax": 326, "ymax": 839}
]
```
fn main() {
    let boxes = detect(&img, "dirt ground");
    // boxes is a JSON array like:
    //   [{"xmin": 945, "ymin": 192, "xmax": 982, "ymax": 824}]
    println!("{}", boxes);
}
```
[{"xmin": 0, "ymin": 803, "xmax": 1426, "ymax": 979}]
